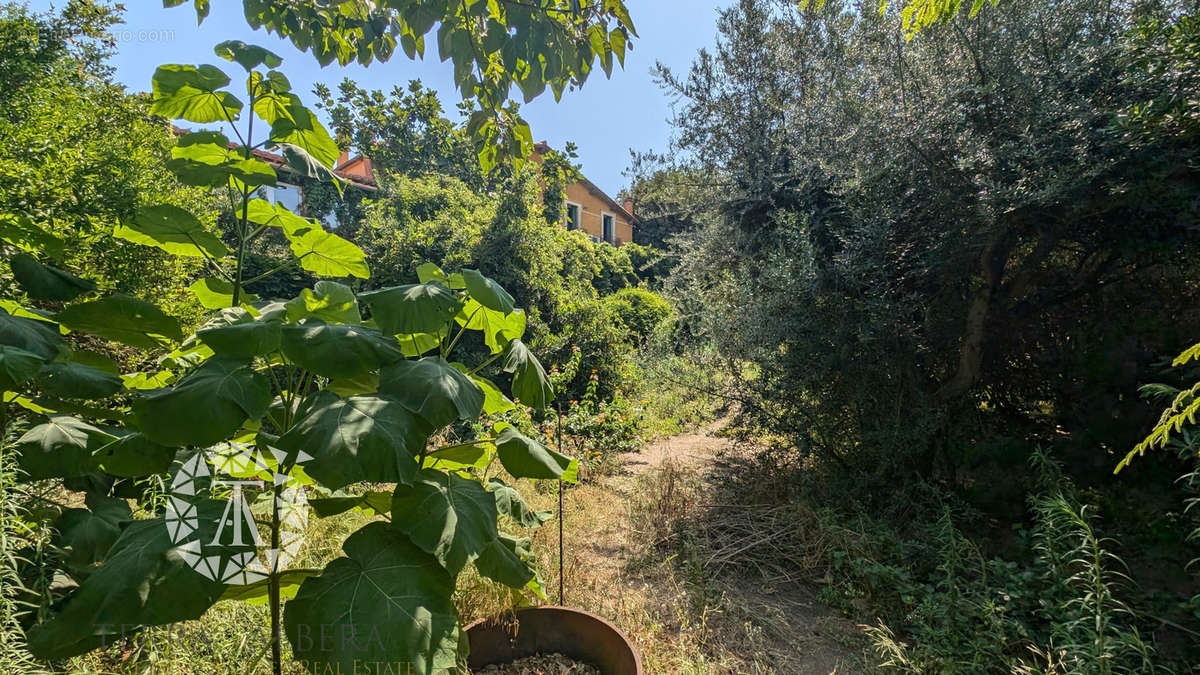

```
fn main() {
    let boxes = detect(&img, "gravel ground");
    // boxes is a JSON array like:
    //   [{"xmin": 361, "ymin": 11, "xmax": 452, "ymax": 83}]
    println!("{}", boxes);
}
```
[{"xmin": 473, "ymin": 653, "xmax": 602, "ymax": 674}]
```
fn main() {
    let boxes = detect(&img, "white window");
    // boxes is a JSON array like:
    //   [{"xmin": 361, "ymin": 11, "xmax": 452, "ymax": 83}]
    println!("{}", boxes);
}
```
[
  {"xmin": 564, "ymin": 201, "xmax": 581, "ymax": 230},
  {"xmin": 260, "ymin": 182, "xmax": 303, "ymax": 214},
  {"xmin": 601, "ymin": 212, "xmax": 615, "ymax": 244}
]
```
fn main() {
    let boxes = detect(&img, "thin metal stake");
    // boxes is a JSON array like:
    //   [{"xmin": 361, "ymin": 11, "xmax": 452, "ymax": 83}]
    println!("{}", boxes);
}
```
[{"xmin": 556, "ymin": 402, "xmax": 565, "ymax": 606}]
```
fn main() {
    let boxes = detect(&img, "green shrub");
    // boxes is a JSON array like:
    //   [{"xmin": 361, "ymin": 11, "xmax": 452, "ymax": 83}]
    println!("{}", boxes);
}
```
[
  {"xmin": 604, "ymin": 287, "xmax": 671, "ymax": 346},
  {"xmin": 557, "ymin": 369, "xmax": 645, "ymax": 476},
  {"xmin": 354, "ymin": 170, "xmax": 638, "ymax": 400}
]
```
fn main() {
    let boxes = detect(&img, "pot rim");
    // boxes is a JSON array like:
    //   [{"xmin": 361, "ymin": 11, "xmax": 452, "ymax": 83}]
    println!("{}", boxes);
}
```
[{"xmin": 464, "ymin": 605, "xmax": 643, "ymax": 674}]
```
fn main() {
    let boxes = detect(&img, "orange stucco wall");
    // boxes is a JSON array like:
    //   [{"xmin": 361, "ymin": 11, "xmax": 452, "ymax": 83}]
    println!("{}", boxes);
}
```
[{"xmin": 563, "ymin": 182, "xmax": 635, "ymax": 246}]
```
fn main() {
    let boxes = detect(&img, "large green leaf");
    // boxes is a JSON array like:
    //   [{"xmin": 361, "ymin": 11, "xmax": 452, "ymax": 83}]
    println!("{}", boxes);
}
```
[
  {"xmin": 284, "ymin": 523, "xmax": 460, "ymax": 675},
  {"xmin": 55, "ymin": 494, "xmax": 133, "ymax": 568},
  {"xmin": 475, "ymin": 531, "xmax": 537, "ymax": 591},
  {"xmin": 494, "ymin": 426, "xmax": 578, "ymax": 483},
  {"xmin": 197, "ymin": 320, "xmax": 281, "ymax": 358},
  {"xmin": 390, "ymin": 469, "xmax": 499, "ymax": 575},
  {"xmin": 133, "ymin": 357, "xmax": 271, "ymax": 446},
  {"xmin": 150, "ymin": 63, "xmax": 243, "ymax": 123},
  {"xmin": 16, "ymin": 416, "xmax": 114, "ymax": 480},
  {"xmin": 489, "ymin": 478, "xmax": 552, "ymax": 528},
  {"xmin": 456, "ymin": 299, "xmax": 525, "ymax": 354},
  {"xmin": 468, "ymin": 372, "xmax": 516, "ymax": 415},
  {"xmin": 214, "ymin": 40, "xmax": 282, "ymax": 71},
  {"xmin": 26, "ymin": 503, "xmax": 229, "ymax": 660},
  {"xmin": 267, "ymin": 100, "xmax": 339, "ymax": 167},
  {"xmin": 0, "ymin": 215, "xmax": 65, "ymax": 258},
  {"xmin": 279, "ymin": 391, "xmax": 429, "ymax": 490},
  {"xmin": 10, "ymin": 254, "xmax": 94, "ymax": 301},
  {"xmin": 188, "ymin": 277, "xmax": 256, "ymax": 310},
  {"xmin": 280, "ymin": 323, "xmax": 404, "ymax": 378},
  {"xmin": 379, "ymin": 357, "xmax": 484, "ymax": 428},
  {"xmin": 0, "ymin": 307, "xmax": 65, "ymax": 359},
  {"xmin": 423, "ymin": 441, "xmax": 493, "ymax": 471},
  {"xmin": 116, "ymin": 204, "xmax": 229, "ymax": 259},
  {"xmin": 284, "ymin": 225, "xmax": 370, "ymax": 279},
  {"xmin": 501, "ymin": 339, "xmax": 553, "ymax": 410},
  {"xmin": 326, "ymin": 371, "xmax": 380, "ymax": 397},
  {"xmin": 35, "ymin": 361, "xmax": 124, "ymax": 399},
  {"xmin": 308, "ymin": 490, "xmax": 392, "ymax": 518},
  {"xmin": 397, "ymin": 329, "xmax": 446, "ymax": 358},
  {"xmin": 284, "ymin": 281, "xmax": 361, "ymax": 324},
  {"xmin": 245, "ymin": 198, "xmax": 310, "ymax": 234},
  {"xmin": 0, "ymin": 345, "xmax": 45, "ymax": 391},
  {"xmin": 273, "ymin": 142, "xmax": 343, "ymax": 193},
  {"xmin": 360, "ymin": 283, "xmax": 461, "ymax": 336},
  {"xmin": 417, "ymin": 262, "xmax": 465, "ymax": 289},
  {"xmin": 253, "ymin": 91, "xmax": 301, "ymax": 125},
  {"xmin": 167, "ymin": 131, "xmax": 276, "ymax": 188},
  {"xmin": 91, "ymin": 432, "xmax": 176, "ymax": 478},
  {"xmin": 55, "ymin": 295, "xmax": 182, "ymax": 350},
  {"xmin": 68, "ymin": 350, "xmax": 119, "ymax": 374},
  {"xmin": 219, "ymin": 569, "xmax": 318, "ymax": 605},
  {"xmin": 462, "ymin": 269, "xmax": 515, "ymax": 314}
]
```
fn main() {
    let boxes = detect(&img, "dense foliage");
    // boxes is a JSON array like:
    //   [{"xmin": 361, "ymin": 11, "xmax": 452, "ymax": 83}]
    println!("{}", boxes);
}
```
[
  {"xmin": 646, "ymin": 0, "xmax": 1200, "ymax": 667},
  {"xmin": 165, "ymin": 0, "xmax": 637, "ymax": 172},
  {"xmin": 0, "ymin": 2, "xmax": 215, "ymax": 328},
  {"xmin": 0, "ymin": 2, "xmax": 643, "ymax": 672},
  {"xmin": 311, "ymin": 80, "xmax": 646, "ymax": 399}
]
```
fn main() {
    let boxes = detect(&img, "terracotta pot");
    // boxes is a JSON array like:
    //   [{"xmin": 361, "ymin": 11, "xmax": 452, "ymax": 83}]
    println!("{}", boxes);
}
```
[{"xmin": 464, "ymin": 606, "xmax": 642, "ymax": 674}]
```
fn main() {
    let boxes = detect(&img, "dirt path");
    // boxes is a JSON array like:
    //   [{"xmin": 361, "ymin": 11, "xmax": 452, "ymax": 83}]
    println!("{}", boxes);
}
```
[
  {"xmin": 621, "ymin": 429, "xmax": 730, "ymax": 475},
  {"xmin": 545, "ymin": 425, "xmax": 872, "ymax": 674}
]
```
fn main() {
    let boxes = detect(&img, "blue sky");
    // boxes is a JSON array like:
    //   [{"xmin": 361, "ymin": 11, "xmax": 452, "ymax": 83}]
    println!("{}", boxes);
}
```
[{"xmin": 29, "ymin": 1, "xmax": 729, "ymax": 197}]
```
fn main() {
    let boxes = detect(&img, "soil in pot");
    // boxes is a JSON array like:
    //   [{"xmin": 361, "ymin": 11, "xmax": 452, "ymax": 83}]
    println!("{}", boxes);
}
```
[{"xmin": 472, "ymin": 652, "xmax": 602, "ymax": 674}]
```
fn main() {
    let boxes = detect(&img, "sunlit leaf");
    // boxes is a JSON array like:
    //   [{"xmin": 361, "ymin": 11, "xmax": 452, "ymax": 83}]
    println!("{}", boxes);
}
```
[
  {"xmin": 455, "ymin": 299, "xmax": 525, "ymax": 355},
  {"xmin": 188, "ymin": 277, "xmax": 255, "ymax": 310},
  {"xmin": 268, "ymin": 101, "xmax": 339, "ymax": 167},
  {"xmin": 150, "ymin": 64, "xmax": 243, "ymax": 123},
  {"xmin": 284, "ymin": 281, "xmax": 361, "ymax": 324},
  {"xmin": 0, "ymin": 215, "xmax": 66, "ymax": 258},
  {"xmin": 283, "ymin": 225, "xmax": 369, "ymax": 279},
  {"xmin": 116, "ymin": 205, "xmax": 229, "ymax": 259}
]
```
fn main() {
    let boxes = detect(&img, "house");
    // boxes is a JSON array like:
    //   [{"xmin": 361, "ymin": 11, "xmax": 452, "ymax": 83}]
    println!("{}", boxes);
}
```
[
  {"xmin": 249, "ymin": 148, "xmax": 377, "ymax": 223},
  {"xmin": 260, "ymin": 143, "xmax": 637, "ymax": 246},
  {"xmin": 532, "ymin": 141, "xmax": 638, "ymax": 246}
]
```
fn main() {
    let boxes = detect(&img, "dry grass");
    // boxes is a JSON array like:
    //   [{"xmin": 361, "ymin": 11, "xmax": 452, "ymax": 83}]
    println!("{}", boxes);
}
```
[{"xmin": 56, "ymin": 430, "xmax": 873, "ymax": 675}]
